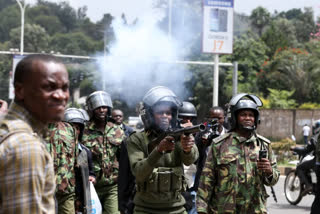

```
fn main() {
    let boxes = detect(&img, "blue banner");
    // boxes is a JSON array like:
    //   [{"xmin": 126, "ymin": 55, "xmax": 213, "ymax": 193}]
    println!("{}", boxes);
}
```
[{"xmin": 204, "ymin": 0, "xmax": 234, "ymax": 8}]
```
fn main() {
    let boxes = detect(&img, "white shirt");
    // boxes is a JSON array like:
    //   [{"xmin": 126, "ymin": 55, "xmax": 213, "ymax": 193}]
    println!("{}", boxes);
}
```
[{"xmin": 303, "ymin": 125, "xmax": 310, "ymax": 136}]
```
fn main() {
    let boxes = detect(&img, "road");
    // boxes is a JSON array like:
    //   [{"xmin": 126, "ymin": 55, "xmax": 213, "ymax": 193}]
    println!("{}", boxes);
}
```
[{"xmin": 267, "ymin": 175, "xmax": 314, "ymax": 213}]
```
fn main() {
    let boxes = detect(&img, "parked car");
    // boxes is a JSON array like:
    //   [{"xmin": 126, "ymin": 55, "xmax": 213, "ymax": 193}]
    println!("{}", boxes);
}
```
[{"xmin": 128, "ymin": 116, "xmax": 144, "ymax": 130}]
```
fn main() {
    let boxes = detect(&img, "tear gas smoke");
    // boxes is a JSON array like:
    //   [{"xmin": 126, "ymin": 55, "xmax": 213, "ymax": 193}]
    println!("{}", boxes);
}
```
[{"xmin": 94, "ymin": 13, "xmax": 194, "ymax": 107}]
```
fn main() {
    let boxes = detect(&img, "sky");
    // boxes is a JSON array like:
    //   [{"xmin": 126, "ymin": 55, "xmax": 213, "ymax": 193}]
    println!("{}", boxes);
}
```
[{"xmin": 38, "ymin": 0, "xmax": 320, "ymax": 23}]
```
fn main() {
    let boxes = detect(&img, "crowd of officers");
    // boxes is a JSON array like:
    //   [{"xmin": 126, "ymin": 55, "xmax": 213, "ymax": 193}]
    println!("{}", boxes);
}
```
[{"xmin": 0, "ymin": 54, "xmax": 286, "ymax": 214}]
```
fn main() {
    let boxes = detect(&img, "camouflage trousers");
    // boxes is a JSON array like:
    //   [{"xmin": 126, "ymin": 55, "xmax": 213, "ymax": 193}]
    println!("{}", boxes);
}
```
[
  {"xmin": 56, "ymin": 193, "xmax": 76, "ymax": 214},
  {"xmin": 97, "ymin": 183, "xmax": 120, "ymax": 214}
]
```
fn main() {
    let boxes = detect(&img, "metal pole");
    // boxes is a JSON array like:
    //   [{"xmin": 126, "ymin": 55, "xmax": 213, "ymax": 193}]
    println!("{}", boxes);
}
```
[
  {"xmin": 213, "ymin": 54, "xmax": 219, "ymax": 106},
  {"xmin": 102, "ymin": 30, "xmax": 107, "ymax": 91},
  {"xmin": 232, "ymin": 61, "xmax": 238, "ymax": 97},
  {"xmin": 168, "ymin": 0, "xmax": 172, "ymax": 39},
  {"xmin": 16, "ymin": 0, "xmax": 26, "ymax": 55}
]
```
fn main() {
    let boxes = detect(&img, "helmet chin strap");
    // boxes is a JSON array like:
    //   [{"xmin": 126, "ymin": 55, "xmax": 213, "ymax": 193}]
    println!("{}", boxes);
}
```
[{"xmin": 238, "ymin": 124, "xmax": 256, "ymax": 132}]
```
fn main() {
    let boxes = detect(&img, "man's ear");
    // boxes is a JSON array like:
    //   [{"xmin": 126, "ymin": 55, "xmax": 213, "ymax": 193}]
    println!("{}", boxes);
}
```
[{"xmin": 14, "ymin": 82, "xmax": 24, "ymax": 101}]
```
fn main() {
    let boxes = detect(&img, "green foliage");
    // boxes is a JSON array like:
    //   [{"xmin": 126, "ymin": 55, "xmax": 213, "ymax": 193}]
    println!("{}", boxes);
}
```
[
  {"xmin": 298, "ymin": 103, "xmax": 320, "ymax": 109},
  {"xmin": 271, "ymin": 137, "xmax": 296, "ymax": 163},
  {"xmin": 50, "ymin": 32, "xmax": 100, "ymax": 55},
  {"xmin": 9, "ymin": 23, "xmax": 49, "ymax": 52},
  {"xmin": 222, "ymin": 32, "xmax": 268, "ymax": 93},
  {"xmin": 261, "ymin": 18, "xmax": 298, "ymax": 57},
  {"xmin": 0, "ymin": 5, "xmax": 20, "ymax": 42},
  {"xmin": 267, "ymin": 88, "xmax": 297, "ymax": 109},
  {"xmin": 257, "ymin": 46, "xmax": 320, "ymax": 104},
  {"xmin": 249, "ymin": 6, "xmax": 271, "ymax": 36}
]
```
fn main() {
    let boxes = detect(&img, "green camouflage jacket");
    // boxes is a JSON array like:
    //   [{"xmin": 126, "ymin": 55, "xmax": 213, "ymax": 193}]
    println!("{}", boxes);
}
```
[
  {"xmin": 46, "ymin": 122, "xmax": 78, "ymax": 196},
  {"xmin": 197, "ymin": 132, "xmax": 279, "ymax": 214},
  {"xmin": 82, "ymin": 121, "xmax": 125, "ymax": 187},
  {"xmin": 127, "ymin": 130, "xmax": 199, "ymax": 214}
]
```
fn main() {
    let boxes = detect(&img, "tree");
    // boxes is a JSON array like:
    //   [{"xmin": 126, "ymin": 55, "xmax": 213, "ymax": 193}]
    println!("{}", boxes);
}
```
[
  {"xmin": 33, "ymin": 15, "xmax": 64, "ymax": 35},
  {"xmin": 222, "ymin": 32, "xmax": 268, "ymax": 93},
  {"xmin": 36, "ymin": 0, "xmax": 78, "ymax": 32},
  {"xmin": 262, "ymin": 18, "xmax": 298, "ymax": 57},
  {"xmin": 9, "ymin": 23, "xmax": 49, "ymax": 52},
  {"xmin": 50, "ymin": 32, "xmax": 101, "ymax": 55},
  {"xmin": 249, "ymin": 7, "xmax": 271, "ymax": 36},
  {"xmin": 267, "ymin": 89, "xmax": 297, "ymax": 109},
  {"xmin": 0, "ymin": 5, "xmax": 20, "ymax": 42},
  {"xmin": 257, "ymin": 47, "xmax": 320, "ymax": 104},
  {"xmin": 293, "ymin": 7, "xmax": 316, "ymax": 43}
]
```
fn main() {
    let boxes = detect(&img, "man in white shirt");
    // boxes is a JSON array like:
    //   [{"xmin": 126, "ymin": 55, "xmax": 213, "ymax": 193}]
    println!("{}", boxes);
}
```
[{"xmin": 303, "ymin": 124, "xmax": 310, "ymax": 144}]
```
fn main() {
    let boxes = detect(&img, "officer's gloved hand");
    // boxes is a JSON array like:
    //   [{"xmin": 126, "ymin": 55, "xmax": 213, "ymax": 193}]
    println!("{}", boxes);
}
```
[{"xmin": 157, "ymin": 136, "xmax": 175, "ymax": 154}]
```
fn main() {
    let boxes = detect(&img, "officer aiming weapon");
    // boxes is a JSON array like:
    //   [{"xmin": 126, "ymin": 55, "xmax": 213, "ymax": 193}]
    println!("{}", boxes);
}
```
[{"xmin": 148, "ymin": 124, "xmax": 206, "ymax": 152}]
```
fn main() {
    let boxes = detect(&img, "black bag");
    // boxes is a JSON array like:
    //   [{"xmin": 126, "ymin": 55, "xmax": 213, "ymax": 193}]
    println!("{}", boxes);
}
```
[{"xmin": 181, "ymin": 191, "xmax": 193, "ymax": 211}]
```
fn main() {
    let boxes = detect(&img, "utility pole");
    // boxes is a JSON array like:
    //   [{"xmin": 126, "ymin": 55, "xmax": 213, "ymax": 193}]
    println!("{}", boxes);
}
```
[
  {"xmin": 168, "ymin": 0, "xmax": 172, "ymax": 39},
  {"xmin": 16, "ymin": 0, "xmax": 27, "ymax": 55},
  {"xmin": 213, "ymin": 54, "xmax": 219, "ymax": 106}
]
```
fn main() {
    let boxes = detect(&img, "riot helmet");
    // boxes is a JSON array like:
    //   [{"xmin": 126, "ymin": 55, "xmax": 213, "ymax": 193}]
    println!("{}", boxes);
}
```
[
  {"xmin": 228, "ymin": 93, "xmax": 262, "ymax": 130},
  {"xmin": 140, "ymin": 86, "xmax": 182, "ymax": 131},
  {"xmin": 312, "ymin": 120, "xmax": 320, "ymax": 135},
  {"xmin": 63, "ymin": 108, "xmax": 87, "ymax": 140},
  {"xmin": 178, "ymin": 101, "xmax": 197, "ymax": 118},
  {"xmin": 86, "ymin": 91, "xmax": 113, "ymax": 119},
  {"xmin": 78, "ymin": 109, "xmax": 90, "ymax": 122}
]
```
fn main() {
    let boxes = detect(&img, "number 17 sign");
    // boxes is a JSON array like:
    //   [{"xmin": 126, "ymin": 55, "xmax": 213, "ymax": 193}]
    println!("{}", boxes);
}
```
[{"xmin": 202, "ymin": 0, "xmax": 234, "ymax": 54}]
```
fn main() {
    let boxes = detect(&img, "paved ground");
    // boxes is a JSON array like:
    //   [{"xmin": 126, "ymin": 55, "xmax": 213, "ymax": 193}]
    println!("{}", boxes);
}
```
[{"xmin": 267, "ymin": 175, "xmax": 314, "ymax": 214}]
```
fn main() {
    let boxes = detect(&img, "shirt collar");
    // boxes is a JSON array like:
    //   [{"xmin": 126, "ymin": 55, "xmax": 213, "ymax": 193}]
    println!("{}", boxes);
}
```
[
  {"xmin": 233, "ymin": 131, "xmax": 256, "ymax": 144},
  {"xmin": 7, "ymin": 101, "xmax": 47, "ymax": 137}
]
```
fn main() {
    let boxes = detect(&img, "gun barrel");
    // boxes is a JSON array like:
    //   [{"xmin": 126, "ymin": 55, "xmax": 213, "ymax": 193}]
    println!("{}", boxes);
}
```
[{"xmin": 172, "ymin": 124, "xmax": 206, "ymax": 137}]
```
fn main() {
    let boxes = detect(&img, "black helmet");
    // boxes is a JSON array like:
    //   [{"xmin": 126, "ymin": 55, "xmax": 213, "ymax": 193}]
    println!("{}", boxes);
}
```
[
  {"xmin": 140, "ymin": 86, "xmax": 182, "ymax": 131},
  {"xmin": 63, "ymin": 108, "xmax": 87, "ymax": 141},
  {"xmin": 228, "ymin": 93, "xmax": 263, "ymax": 130},
  {"xmin": 312, "ymin": 120, "xmax": 320, "ymax": 135},
  {"xmin": 86, "ymin": 91, "xmax": 113, "ymax": 119},
  {"xmin": 63, "ymin": 108, "xmax": 86, "ymax": 125},
  {"xmin": 78, "ymin": 109, "xmax": 90, "ymax": 122},
  {"xmin": 178, "ymin": 101, "xmax": 197, "ymax": 118}
]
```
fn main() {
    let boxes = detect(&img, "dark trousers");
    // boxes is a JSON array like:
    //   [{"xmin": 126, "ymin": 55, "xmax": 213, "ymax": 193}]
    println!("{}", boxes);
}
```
[
  {"xmin": 311, "ymin": 171, "xmax": 320, "ymax": 213},
  {"xmin": 304, "ymin": 136, "xmax": 308, "ymax": 144}
]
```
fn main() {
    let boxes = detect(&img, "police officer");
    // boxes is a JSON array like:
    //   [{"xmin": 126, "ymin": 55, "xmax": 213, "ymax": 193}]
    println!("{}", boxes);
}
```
[
  {"xmin": 82, "ymin": 91, "xmax": 125, "ymax": 214},
  {"xmin": 178, "ymin": 101, "xmax": 198, "ymax": 214},
  {"xmin": 127, "ymin": 86, "xmax": 199, "ymax": 214},
  {"xmin": 311, "ymin": 120, "xmax": 320, "ymax": 213},
  {"xmin": 47, "ymin": 108, "xmax": 95, "ymax": 214},
  {"xmin": 197, "ymin": 93, "xmax": 280, "ymax": 214},
  {"xmin": 63, "ymin": 108, "xmax": 96, "ymax": 213}
]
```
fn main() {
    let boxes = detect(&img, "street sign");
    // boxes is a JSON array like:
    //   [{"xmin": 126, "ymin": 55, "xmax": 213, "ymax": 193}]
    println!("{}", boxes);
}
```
[{"xmin": 202, "ymin": 0, "xmax": 234, "ymax": 54}]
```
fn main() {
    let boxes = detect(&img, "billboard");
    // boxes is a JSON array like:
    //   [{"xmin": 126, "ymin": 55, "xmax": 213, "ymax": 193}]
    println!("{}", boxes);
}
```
[{"xmin": 202, "ymin": 0, "xmax": 234, "ymax": 54}]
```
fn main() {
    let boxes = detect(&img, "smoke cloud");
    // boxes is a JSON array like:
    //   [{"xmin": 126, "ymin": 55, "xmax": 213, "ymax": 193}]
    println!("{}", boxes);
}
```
[{"xmin": 94, "ymin": 12, "xmax": 194, "ymax": 107}]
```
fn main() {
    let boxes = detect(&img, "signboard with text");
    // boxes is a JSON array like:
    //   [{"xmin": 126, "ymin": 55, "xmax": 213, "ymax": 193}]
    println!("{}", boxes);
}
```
[{"xmin": 202, "ymin": 0, "xmax": 234, "ymax": 54}]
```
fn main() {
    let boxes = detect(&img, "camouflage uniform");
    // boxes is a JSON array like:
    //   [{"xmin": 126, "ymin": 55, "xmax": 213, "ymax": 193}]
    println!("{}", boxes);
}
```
[
  {"xmin": 127, "ymin": 130, "xmax": 199, "ymax": 214},
  {"xmin": 47, "ymin": 122, "xmax": 78, "ymax": 214},
  {"xmin": 82, "ymin": 120, "xmax": 125, "ymax": 214},
  {"xmin": 197, "ymin": 132, "xmax": 279, "ymax": 214}
]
